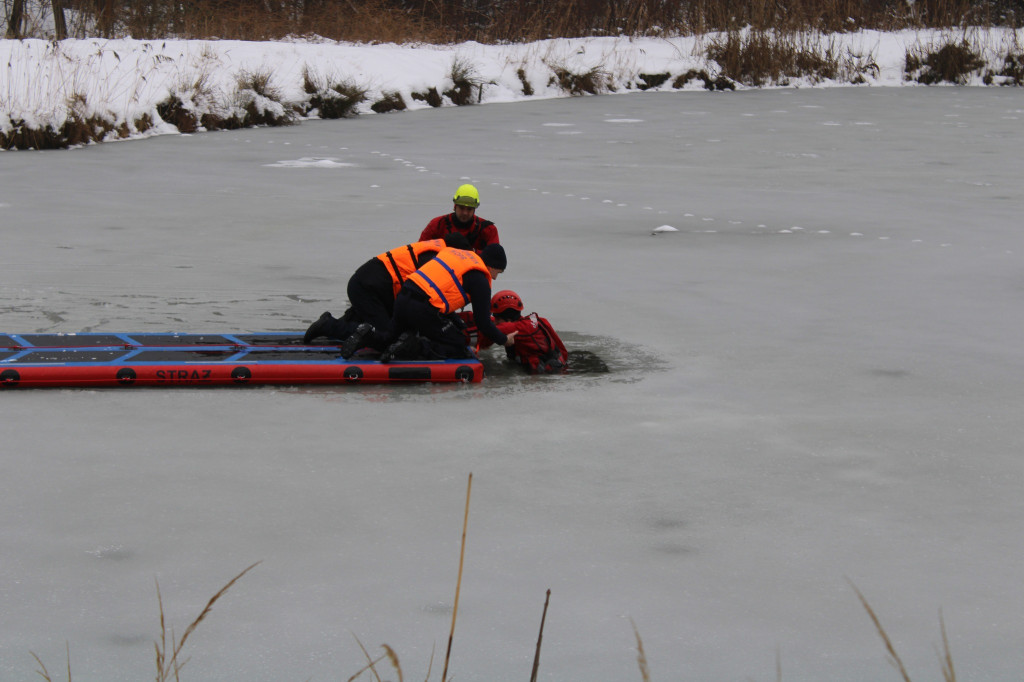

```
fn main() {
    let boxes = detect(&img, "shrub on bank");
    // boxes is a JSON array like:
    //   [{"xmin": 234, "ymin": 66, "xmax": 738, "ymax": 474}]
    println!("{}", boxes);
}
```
[{"xmin": 4, "ymin": 29, "xmax": 1022, "ymax": 151}]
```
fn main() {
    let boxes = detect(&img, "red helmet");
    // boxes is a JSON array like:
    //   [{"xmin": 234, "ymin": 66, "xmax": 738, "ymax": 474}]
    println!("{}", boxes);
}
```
[{"xmin": 491, "ymin": 290, "xmax": 523, "ymax": 315}]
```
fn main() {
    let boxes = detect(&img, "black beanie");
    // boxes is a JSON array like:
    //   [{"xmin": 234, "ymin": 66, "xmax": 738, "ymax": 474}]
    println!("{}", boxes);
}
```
[
  {"xmin": 443, "ymin": 232, "xmax": 472, "ymax": 250},
  {"xmin": 481, "ymin": 244, "xmax": 507, "ymax": 270}
]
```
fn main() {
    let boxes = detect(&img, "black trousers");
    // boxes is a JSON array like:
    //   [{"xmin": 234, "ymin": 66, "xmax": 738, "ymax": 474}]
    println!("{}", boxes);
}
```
[
  {"xmin": 337, "ymin": 258, "xmax": 401, "ymax": 348},
  {"xmin": 391, "ymin": 289, "xmax": 471, "ymax": 359}
]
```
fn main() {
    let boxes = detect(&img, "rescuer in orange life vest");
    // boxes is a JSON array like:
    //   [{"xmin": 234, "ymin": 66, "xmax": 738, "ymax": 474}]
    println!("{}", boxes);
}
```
[
  {"xmin": 418, "ymin": 183, "xmax": 498, "ymax": 255},
  {"xmin": 302, "ymin": 233, "xmax": 470, "ymax": 348},
  {"xmin": 377, "ymin": 243, "xmax": 515, "ymax": 363}
]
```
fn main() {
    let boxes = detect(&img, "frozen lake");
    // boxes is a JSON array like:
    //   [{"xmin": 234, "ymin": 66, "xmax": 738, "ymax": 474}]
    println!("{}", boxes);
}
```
[{"xmin": 3, "ymin": 86, "xmax": 1024, "ymax": 681}]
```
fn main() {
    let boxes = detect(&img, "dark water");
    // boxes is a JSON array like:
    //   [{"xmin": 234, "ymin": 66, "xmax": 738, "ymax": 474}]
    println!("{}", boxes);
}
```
[{"xmin": 277, "ymin": 330, "xmax": 661, "ymax": 400}]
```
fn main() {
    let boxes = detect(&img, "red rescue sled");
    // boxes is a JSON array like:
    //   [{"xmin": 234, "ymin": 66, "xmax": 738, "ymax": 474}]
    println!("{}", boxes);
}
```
[{"xmin": 1, "ymin": 333, "xmax": 482, "ymax": 388}]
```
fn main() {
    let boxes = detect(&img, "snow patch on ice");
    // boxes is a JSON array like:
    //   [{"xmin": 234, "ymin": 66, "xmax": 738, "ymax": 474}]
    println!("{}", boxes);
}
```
[{"xmin": 263, "ymin": 157, "xmax": 355, "ymax": 168}]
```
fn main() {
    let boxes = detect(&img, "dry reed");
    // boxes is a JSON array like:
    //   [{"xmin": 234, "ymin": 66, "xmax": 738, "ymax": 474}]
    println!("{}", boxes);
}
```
[
  {"xmin": 849, "ymin": 579, "xmax": 958, "ymax": 682},
  {"xmin": 348, "ymin": 634, "xmax": 403, "ymax": 682},
  {"xmin": 631, "ymin": 619, "xmax": 651, "ymax": 682},
  {"xmin": 30, "ymin": 642, "xmax": 71, "ymax": 682},
  {"xmin": 441, "ymin": 472, "xmax": 473, "ymax": 682},
  {"xmin": 529, "ymin": 589, "xmax": 552, "ymax": 682},
  {"xmin": 155, "ymin": 561, "xmax": 261, "ymax": 682},
  {"xmin": 22, "ymin": 499, "xmax": 975, "ymax": 682}
]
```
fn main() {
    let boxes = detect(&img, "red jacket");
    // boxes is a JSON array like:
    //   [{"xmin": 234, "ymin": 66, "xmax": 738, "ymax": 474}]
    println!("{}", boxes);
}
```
[
  {"xmin": 420, "ymin": 213, "xmax": 499, "ymax": 254},
  {"xmin": 461, "ymin": 311, "xmax": 568, "ymax": 374}
]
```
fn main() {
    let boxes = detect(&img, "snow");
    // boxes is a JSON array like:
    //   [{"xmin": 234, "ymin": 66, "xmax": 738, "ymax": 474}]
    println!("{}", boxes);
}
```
[
  {"xmin": 2, "ymin": 30, "xmax": 1024, "ymax": 682},
  {"xmin": 2, "ymin": 29, "xmax": 1023, "ymax": 143}
]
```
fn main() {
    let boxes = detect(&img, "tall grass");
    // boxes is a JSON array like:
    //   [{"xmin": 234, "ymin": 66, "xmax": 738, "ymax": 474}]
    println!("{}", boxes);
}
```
[
  {"xmin": 631, "ymin": 619, "xmax": 652, "ymax": 682},
  {"xmin": 441, "ymin": 472, "xmax": 473, "ymax": 682},
  {"xmin": 849, "ymin": 580, "xmax": 958, "ymax": 682},
  {"xmin": 26, "ymin": 569, "xmax": 967, "ymax": 682},
  {"xmin": 24, "ymin": 481, "xmax": 969, "ymax": 682},
  {"xmin": 31, "ymin": 562, "xmax": 261, "ymax": 682},
  {"xmin": 154, "ymin": 562, "xmax": 261, "ymax": 682},
  {"xmin": 301, "ymin": 65, "xmax": 367, "ymax": 118}
]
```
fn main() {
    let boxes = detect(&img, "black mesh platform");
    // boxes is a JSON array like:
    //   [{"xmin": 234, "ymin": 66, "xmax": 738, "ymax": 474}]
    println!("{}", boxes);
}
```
[
  {"xmin": 12, "ymin": 350, "xmax": 129, "ymax": 363},
  {"xmin": 19, "ymin": 334, "xmax": 126, "ymax": 347},
  {"xmin": 127, "ymin": 334, "xmax": 237, "ymax": 346},
  {"xmin": 129, "ymin": 350, "xmax": 237, "ymax": 362}
]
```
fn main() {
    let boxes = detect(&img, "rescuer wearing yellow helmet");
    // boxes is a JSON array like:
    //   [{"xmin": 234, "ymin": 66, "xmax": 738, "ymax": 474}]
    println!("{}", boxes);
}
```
[{"xmin": 418, "ymin": 183, "xmax": 499, "ymax": 254}]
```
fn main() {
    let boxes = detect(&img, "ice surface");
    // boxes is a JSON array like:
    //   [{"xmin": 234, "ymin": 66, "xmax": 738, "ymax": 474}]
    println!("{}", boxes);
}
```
[{"xmin": 3, "ymin": 87, "xmax": 1024, "ymax": 681}]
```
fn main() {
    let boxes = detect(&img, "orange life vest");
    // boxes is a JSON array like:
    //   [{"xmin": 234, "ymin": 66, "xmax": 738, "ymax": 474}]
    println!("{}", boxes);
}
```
[
  {"xmin": 407, "ymin": 248, "xmax": 492, "ymax": 314},
  {"xmin": 375, "ymin": 239, "xmax": 447, "ymax": 296}
]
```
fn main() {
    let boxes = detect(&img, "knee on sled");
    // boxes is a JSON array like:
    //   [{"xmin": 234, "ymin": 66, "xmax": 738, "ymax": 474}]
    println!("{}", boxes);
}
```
[{"xmin": 382, "ymin": 313, "xmax": 473, "ymax": 363}]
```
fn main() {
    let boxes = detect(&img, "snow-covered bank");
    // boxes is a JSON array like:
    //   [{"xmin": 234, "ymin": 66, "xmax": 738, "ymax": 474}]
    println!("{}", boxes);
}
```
[{"xmin": 2, "ymin": 28, "xmax": 1023, "ymax": 149}]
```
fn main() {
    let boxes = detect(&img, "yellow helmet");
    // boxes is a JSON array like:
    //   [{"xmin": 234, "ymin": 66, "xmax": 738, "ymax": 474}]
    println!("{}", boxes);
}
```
[{"xmin": 453, "ymin": 184, "xmax": 480, "ymax": 208}]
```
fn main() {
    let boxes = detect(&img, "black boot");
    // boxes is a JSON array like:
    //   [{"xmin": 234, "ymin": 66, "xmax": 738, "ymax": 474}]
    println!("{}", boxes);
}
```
[
  {"xmin": 379, "ymin": 332, "xmax": 418, "ymax": 363},
  {"xmin": 303, "ymin": 311, "xmax": 336, "ymax": 344},
  {"xmin": 339, "ymin": 323, "xmax": 375, "ymax": 359}
]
